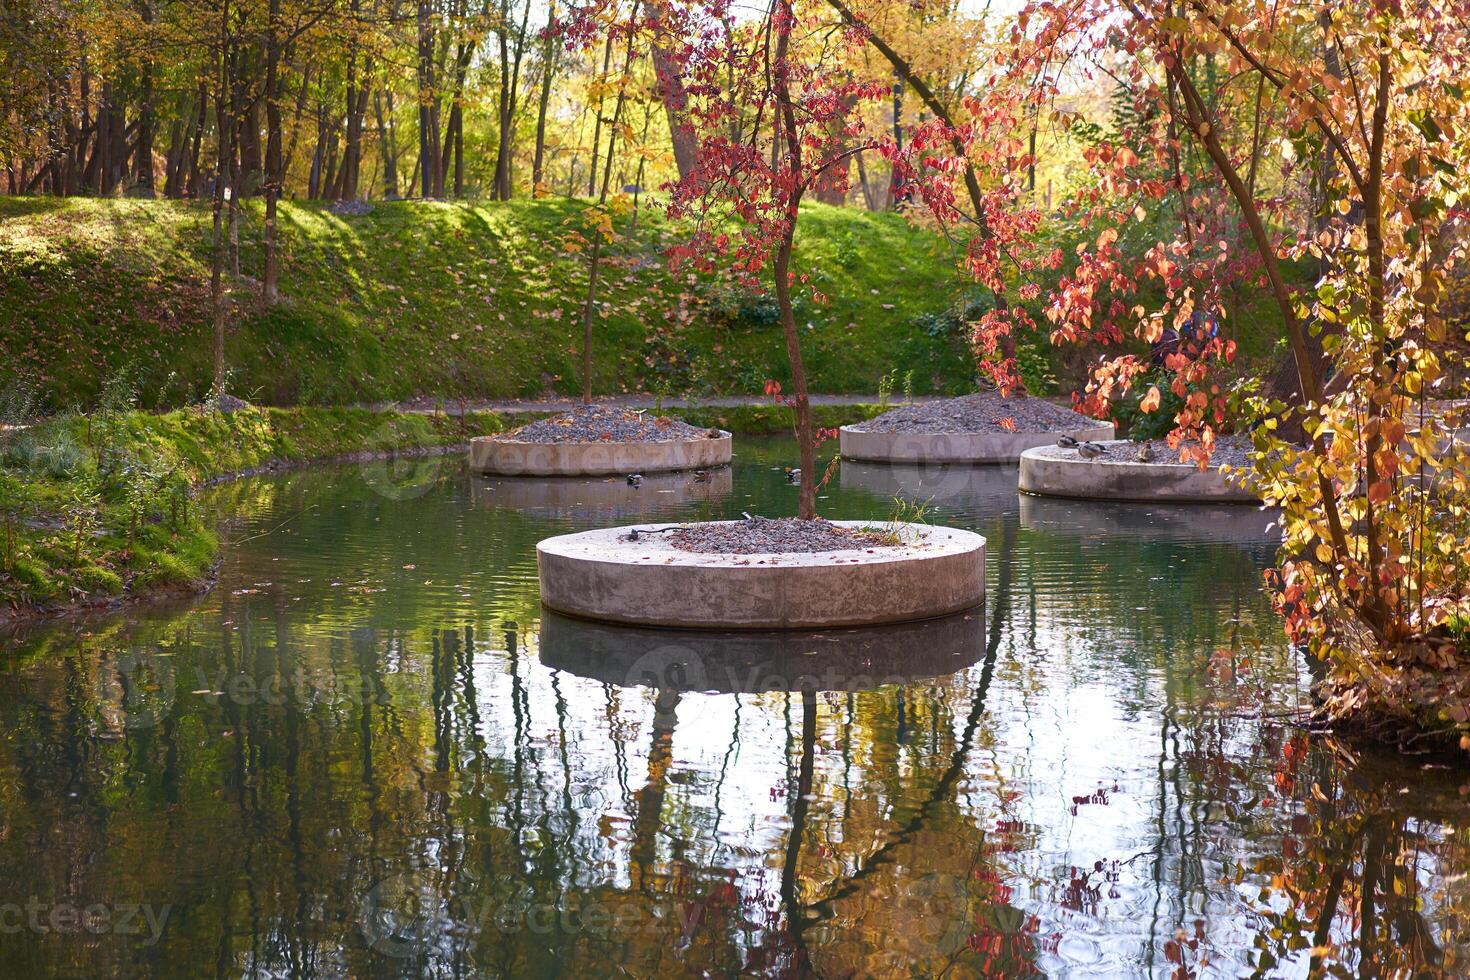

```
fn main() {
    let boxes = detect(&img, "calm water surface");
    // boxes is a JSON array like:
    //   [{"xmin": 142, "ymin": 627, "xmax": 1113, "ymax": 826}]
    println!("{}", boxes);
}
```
[{"xmin": 1, "ymin": 438, "xmax": 1466, "ymax": 978}]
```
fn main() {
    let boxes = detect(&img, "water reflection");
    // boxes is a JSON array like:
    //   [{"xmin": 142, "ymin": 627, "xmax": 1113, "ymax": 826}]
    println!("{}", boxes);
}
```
[
  {"xmin": 472, "ymin": 468, "xmax": 732, "ymax": 519},
  {"xmin": 1018, "ymin": 492, "xmax": 1280, "ymax": 547},
  {"xmin": 539, "ymin": 610, "xmax": 985, "ymax": 693},
  {"xmin": 0, "ymin": 439, "xmax": 1464, "ymax": 977},
  {"xmin": 839, "ymin": 459, "xmax": 1023, "ymax": 518}
]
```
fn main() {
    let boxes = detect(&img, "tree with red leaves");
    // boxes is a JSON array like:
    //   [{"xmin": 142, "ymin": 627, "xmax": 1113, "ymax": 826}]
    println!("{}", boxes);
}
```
[
  {"xmin": 968, "ymin": 0, "xmax": 1470, "ymax": 741},
  {"xmin": 659, "ymin": 0, "xmax": 892, "ymax": 519}
]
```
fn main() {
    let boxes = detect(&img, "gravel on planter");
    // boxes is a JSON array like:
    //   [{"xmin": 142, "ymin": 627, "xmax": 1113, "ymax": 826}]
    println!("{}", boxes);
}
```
[
  {"xmin": 1095, "ymin": 433, "xmax": 1255, "ymax": 468},
  {"xmin": 852, "ymin": 392, "xmax": 1101, "ymax": 434},
  {"xmin": 506, "ymin": 406, "xmax": 720, "ymax": 444},
  {"xmin": 655, "ymin": 517, "xmax": 896, "ymax": 555}
]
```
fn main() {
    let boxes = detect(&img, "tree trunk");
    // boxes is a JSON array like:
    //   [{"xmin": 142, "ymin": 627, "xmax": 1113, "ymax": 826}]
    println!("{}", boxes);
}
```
[
  {"xmin": 887, "ymin": 72, "xmax": 902, "ymax": 208},
  {"xmin": 308, "ymin": 110, "xmax": 325, "ymax": 198},
  {"xmin": 340, "ymin": 32, "xmax": 364, "ymax": 200},
  {"xmin": 530, "ymin": 0, "xmax": 558, "ymax": 195},
  {"xmin": 228, "ymin": 75, "xmax": 244, "ymax": 276},
  {"xmin": 344, "ymin": 66, "xmax": 371, "ymax": 199},
  {"xmin": 647, "ymin": 0, "xmax": 698, "ymax": 181},
  {"xmin": 211, "ymin": 2, "xmax": 234, "ymax": 394},
  {"xmin": 491, "ymin": 0, "xmax": 533, "ymax": 200},
  {"xmin": 417, "ymin": 0, "xmax": 439, "ymax": 198},
  {"xmin": 1152, "ymin": 25, "xmax": 1354, "ymax": 568},
  {"xmin": 374, "ymin": 88, "xmax": 399, "ymax": 197},
  {"xmin": 586, "ymin": 30, "xmax": 614, "ymax": 197},
  {"xmin": 163, "ymin": 115, "xmax": 186, "ymax": 197},
  {"xmin": 186, "ymin": 81, "xmax": 207, "ymax": 197},
  {"xmin": 772, "ymin": 0, "xmax": 816, "ymax": 519},
  {"xmin": 282, "ymin": 64, "xmax": 312, "ymax": 182},
  {"xmin": 134, "ymin": 0, "xmax": 156, "ymax": 195},
  {"xmin": 238, "ymin": 98, "xmax": 262, "ymax": 195},
  {"xmin": 825, "ymin": 0, "xmax": 1017, "ymax": 375},
  {"xmin": 263, "ymin": 0, "xmax": 284, "ymax": 305},
  {"xmin": 854, "ymin": 149, "xmax": 877, "ymax": 210}
]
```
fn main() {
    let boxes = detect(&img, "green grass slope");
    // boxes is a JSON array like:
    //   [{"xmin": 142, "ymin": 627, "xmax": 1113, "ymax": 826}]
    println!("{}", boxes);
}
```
[{"xmin": 0, "ymin": 196, "xmax": 977, "ymax": 409}]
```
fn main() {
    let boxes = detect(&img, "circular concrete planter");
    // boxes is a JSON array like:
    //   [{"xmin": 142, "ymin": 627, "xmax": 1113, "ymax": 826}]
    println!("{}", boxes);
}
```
[
  {"xmin": 472, "ymin": 468, "xmax": 731, "ymax": 518},
  {"xmin": 537, "ymin": 520, "xmax": 985, "ymax": 629},
  {"xmin": 1018, "ymin": 441, "xmax": 1258, "ymax": 503},
  {"xmin": 468, "ymin": 430, "xmax": 731, "ymax": 477},
  {"xmin": 537, "ymin": 609, "xmax": 985, "ymax": 693},
  {"xmin": 840, "ymin": 421, "xmax": 1115, "ymax": 465}
]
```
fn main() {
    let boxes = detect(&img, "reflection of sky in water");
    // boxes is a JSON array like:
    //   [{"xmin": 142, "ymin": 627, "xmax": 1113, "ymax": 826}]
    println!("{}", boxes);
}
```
[{"xmin": 0, "ymin": 438, "xmax": 1464, "ymax": 978}]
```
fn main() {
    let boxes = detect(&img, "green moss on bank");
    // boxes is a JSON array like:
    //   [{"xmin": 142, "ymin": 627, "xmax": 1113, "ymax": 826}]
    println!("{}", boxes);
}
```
[
  {"xmin": 0, "ymin": 402, "xmax": 890, "ymax": 618},
  {"xmin": 0, "ymin": 406, "xmax": 504, "ymax": 615}
]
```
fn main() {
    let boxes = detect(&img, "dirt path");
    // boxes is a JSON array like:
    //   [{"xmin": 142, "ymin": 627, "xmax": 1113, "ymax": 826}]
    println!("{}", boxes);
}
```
[{"xmin": 391, "ymin": 393, "xmax": 940, "ymax": 415}]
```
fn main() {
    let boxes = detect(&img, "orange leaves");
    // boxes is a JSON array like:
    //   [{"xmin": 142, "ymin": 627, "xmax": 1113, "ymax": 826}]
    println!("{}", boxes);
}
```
[
  {"xmin": 1141, "ymin": 312, "xmax": 1164, "ymax": 343},
  {"xmin": 1140, "ymin": 386, "xmax": 1162, "ymax": 413}
]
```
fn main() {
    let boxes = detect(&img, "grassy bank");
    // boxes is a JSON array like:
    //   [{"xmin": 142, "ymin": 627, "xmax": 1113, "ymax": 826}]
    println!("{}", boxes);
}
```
[
  {"xmin": 0, "ymin": 405, "xmax": 505, "ymax": 617},
  {"xmin": 0, "ymin": 401, "xmax": 886, "ymax": 620},
  {"xmin": 0, "ymin": 196, "xmax": 976, "ymax": 410}
]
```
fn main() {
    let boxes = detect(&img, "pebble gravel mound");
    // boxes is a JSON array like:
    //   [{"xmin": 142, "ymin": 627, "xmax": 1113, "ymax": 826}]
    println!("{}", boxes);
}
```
[
  {"xmin": 660, "ymin": 517, "xmax": 894, "ymax": 555},
  {"xmin": 1104, "ymin": 434, "xmax": 1255, "ymax": 468},
  {"xmin": 507, "ymin": 406, "xmax": 719, "ymax": 444},
  {"xmin": 852, "ymin": 392, "xmax": 1100, "ymax": 434},
  {"xmin": 329, "ymin": 199, "xmax": 375, "ymax": 216}
]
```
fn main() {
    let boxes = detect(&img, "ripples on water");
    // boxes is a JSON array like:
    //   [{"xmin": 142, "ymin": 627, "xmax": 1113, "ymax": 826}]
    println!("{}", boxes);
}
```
[{"xmin": 0, "ymin": 438, "xmax": 1466, "ymax": 978}]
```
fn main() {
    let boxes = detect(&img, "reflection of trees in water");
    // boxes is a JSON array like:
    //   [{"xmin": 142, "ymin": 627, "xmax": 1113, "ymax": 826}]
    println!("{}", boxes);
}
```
[
  {"xmin": 0, "ymin": 512, "xmax": 1045, "ymax": 975},
  {"xmin": 1228, "ymin": 737, "xmax": 1469, "ymax": 976},
  {"xmin": 4, "ymin": 458, "xmax": 1470, "ymax": 976},
  {"xmin": 758, "ymin": 519, "xmax": 1041, "ymax": 977}
]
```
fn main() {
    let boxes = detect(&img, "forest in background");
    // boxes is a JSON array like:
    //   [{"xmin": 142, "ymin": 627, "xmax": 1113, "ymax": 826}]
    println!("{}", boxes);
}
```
[{"xmin": 0, "ymin": 0, "xmax": 1034, "ymax": 208}]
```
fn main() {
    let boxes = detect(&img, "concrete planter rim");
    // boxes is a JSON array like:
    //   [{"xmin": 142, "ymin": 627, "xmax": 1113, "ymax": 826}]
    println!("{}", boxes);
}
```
[
  {"xmin": 487, "ymin": 429, "xmax": 729, "ymax": 447},
  {"xmin": 839, "ymin": 422, "xmax": 1115, "ymax": 465},
  {"xmin": 1017, "ymin": 440, "xmax": 1260, "ymax": 504},
  {"xmin": 469, "ymin": 429, "xmax": 732, "ymax": 477},
  {"xmin": 536, "ymin": 519, "xmax": 986, "ymax": 630}
]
